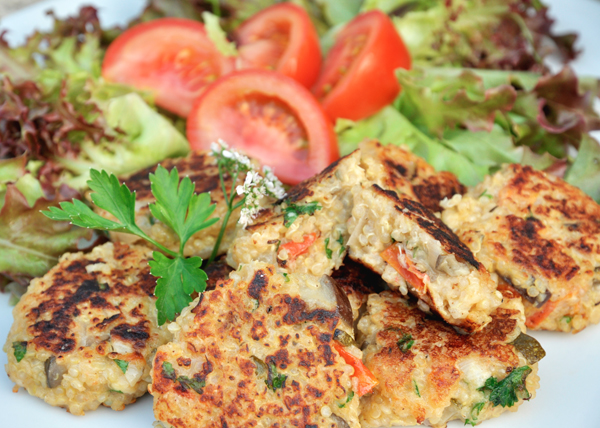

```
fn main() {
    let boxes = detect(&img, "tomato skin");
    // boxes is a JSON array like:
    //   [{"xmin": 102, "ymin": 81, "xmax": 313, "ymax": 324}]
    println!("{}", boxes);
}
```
[
  {"xmin": 312, "ymin": 10, "xmax": 411, "ymax": 122},
  {"xmin": 187, "ymin": 70, "xmax": 338, "ymax": 185},
  {"xmin": 102, "ymin": 18, "xmax": 234, "ymax": 117},
  {"xmin": 234, "ymin": 3, "xmax": 321, "ymax": 88}
]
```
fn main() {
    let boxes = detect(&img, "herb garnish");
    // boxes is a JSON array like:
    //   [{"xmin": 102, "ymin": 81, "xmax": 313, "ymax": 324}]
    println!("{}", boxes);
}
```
[
  {"xmin": 413, "ymin": 380, "xmax": 421, "ymax": 397},
  {"xmin": 161, "ymin": 361, "xmax": 205, "ymax": 394},
  {"xmin": 464, "ymin": 401, "xmax": 486, "ymax": 426},
  {"xmin": 283, "ymin": 201, "xmax": 322, "ymax": 227},
  {"xmin": 12, "ymin": 341, "xmax": 27, "ymax": 362},
  {"xmin": 479, "ymin": 189, "xmax": 493, "ymax": 199},
  {"xmin": 338, "ymin": 390, "xmax": 354, "ymax": 408},
  {"xmin": 397, "ymin": 333, "xmax": 415, "ymax": 353},
  {"xmin": 43, "ymin": 167, "xmax": 218, "ymax": 325},
  {"xmin": 282, "ymin": 273, "xmax": 290, "ymax": 283},
  {"xmin": 114, "ymin": 359, "xmax": 129, "ymax": 373},
  {"xmin": 478, "ymin": 366, "xmax": 532, "ymax": 408},
  {"xmin": 337, "ymin": 234, "xmax": 345, "ymax": 255},
  {"xmin": 324, "ymin": 237, "xmax": 333, "ymax": 259},
  {"xmin": 266, "ymin": 362, "xmax": 287, "ymax": 391}
]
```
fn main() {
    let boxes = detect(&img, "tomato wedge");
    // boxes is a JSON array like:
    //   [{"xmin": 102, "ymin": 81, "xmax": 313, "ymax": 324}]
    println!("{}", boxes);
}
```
[
  {"xmin": 312, "ymin": 10, "xmax": 411, "ymax": 122},
  {"xmin": 102, "ymin": 18, "xmax": 234, "ymax": 117},
  {"xmin": 187, "ymin": 70, "xmax": 338, "ymax": 185},
  {"xmin": 333, "ymin": 342, "xmax": 378, "ymax": 397},
  {"xmin": 233, "ymin": 3, "xmax": 321, "ymax": 88},
  {"xmin": 279, "ymin": 233, "xmax": 317, "ymax": 261},
  {"xmin": 380, "ymin": 245, "xmax": 429, "ymax": 294}
]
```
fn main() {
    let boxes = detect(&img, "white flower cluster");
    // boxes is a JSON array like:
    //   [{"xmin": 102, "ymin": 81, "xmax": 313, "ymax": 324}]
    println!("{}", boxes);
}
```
[
  {"xmin": 211, "ymin": 139, "xmax": 286, "ymax": 228},
  {"xmin": 210, "ymin": 139, "xmax": 252, "ymax": 172}
]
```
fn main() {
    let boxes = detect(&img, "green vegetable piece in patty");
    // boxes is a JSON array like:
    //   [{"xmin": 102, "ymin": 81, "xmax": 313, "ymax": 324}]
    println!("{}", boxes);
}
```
[
  {"xmin": 283, "ymin": 201, "xmax": 322, "ymax": 227},
  {"xmin": 479, "ymin": 366, "xmax": 532, "ymax": 408},
  {"xmin": 12, "ymin": 341, "xmax": 27, "ymax": 362},
  {"xmin": 114, "ymin": 359, "xmax": 129, "ymax": 373}
]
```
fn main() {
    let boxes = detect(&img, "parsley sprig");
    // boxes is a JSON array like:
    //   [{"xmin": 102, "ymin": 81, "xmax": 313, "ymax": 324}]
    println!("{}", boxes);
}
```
[{"xmin": 43, "ymin": 167, "xmax": 218, "ymax": 325}]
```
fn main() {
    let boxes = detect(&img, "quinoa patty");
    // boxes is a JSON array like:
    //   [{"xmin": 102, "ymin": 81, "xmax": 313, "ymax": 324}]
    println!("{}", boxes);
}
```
[
  {"xmin": 150, "ymin": 262, "xmax": 361, "ymax": 428},
  {"xmin": 348, "ymin": 184, "xmax": 502, "ymax": 333},
  {"xmin": 357, "ymin": 285, "xmax": 542, "ymax": 427},
  {"xmin": 3, "ymin": 242, "xmax": 171, "ymax": 415},
  {"xmin": 227, "ymin": 151, "xmax": 365, "ymax": 278},
  {"xmin": 441, "ymin": 164, "xmax": 600, "ymax": 332}
]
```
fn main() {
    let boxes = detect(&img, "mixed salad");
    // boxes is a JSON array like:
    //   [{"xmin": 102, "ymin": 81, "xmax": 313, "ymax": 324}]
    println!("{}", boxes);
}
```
[{"xmin": 0, "ymin": 0, "xmax": 599, "ymax": 318}]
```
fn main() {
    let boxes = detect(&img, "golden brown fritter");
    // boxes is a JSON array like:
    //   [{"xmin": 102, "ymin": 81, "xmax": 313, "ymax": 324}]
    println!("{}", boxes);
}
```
[
  {"xmin": 358, "ymin": 285, "xmax": 541, "ymax": 427},
  {"xmin": 348, "ymin": 184, "xmax": 502, "ymax": 333},
  {"xmin": 3, "ymin": 242, "xmax": 172, "ymax": 415},
  {"xmin": 94, "ymin": 151, "xmax": 248, "ymax": 259},
  {"xmin": 359, "ymin": 140, "xmax": 465, "ymax": 212},
  {"xmin": 150, "ymin": 262, "xmax": 361, "ymax": 428},
  {"xmin": 442, "ymin": 163, "xmax": 600, "ymax": 332},
  {"xmin": 226, "ymin": 151, "xmax": 365, "ymax": 278}
]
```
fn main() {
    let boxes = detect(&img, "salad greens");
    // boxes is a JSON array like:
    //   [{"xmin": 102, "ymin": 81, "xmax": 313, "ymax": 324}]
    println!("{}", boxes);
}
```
[{"xmin": 0, "ymin": 7, "xmax": 191, "ymax": 286}]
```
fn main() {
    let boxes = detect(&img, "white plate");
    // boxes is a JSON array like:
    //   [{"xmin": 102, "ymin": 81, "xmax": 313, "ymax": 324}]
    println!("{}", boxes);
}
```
[{"xmin": 1, "ymin": 1, "xmax": 600, "ymax": 427}]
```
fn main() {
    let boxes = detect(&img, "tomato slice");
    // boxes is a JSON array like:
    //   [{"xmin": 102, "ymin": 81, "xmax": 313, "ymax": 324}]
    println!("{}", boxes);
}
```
[
  {"xmin": 380, "ymin": 245, "xmax": 429, "ymax": 294},
  {"xmin": 102, "ymin": 18, "xmax": 234, "ymax": 117},
  {"xmin": 312, "ymin": 10, "xmax": 411, "ymax": 122},
  {"xmin": 332, "ymin": 342, "xmax": 378, "ymax": 397},
  {"xmin": 233, "ymin": 3, "xmax": 321, "ymax": 88},
  {"xmin": 279, "ymin": 233, "xmax": 317, "ymax": 261},
  {"xmin": 187, "ymin": 70, "xmax": 339, "ymax": 185}
]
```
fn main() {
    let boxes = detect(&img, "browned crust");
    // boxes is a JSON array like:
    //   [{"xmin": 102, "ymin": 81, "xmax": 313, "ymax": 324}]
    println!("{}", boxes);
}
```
[
  {"xmin": 372, "ymin": 184, "xmax": 481, "ymax": 270},
  {"xmin": 366, "ymin": 141, "xmax": 465, "ymax": 212},
  {"xmin": 26, "ymin": 242, "xmax": 156, "ymax": 355}
]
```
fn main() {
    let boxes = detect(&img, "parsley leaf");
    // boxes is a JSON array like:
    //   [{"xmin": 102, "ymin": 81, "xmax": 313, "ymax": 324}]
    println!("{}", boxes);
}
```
[
  {"xmin": 149, "ymin": 166, "xmax": 217, "ymax": 253},
  {"xmin": 283, "ymin": 201, "xmax": 322, "ymax": 227},
  {"xmin": 150, "ymin": 253, "xmax": 207, "ymax": 326},
  {"xmin": 324, "ymin": 238, "xmax": 333, "ymax": 259},
  {"xmin": 397, "ymin": 333, "xmax": 415, "ymax": 353},
  {"xmin": 337, "ymin": 234, "xmax": 345, "ymax": 255},
  {"xmin": 162, "ymin": 362, "xmax": 176, "ymax": 380},
  {"xmin": 479, "ymin": 189, "xmax": 493, "ymax": 199},
  {"xmin": 42, "ymin": 166, "xmax": 218, "ymax": 325},
  {"xmin": 338, "ymin": 390, "xmax": 354, "ymax": 408},
  {"xmin": 12, "ymin": 341, "xmax": 27, "ymax": 362},
  {"xmin": 266, "ymin": 362, "xmax": 287, "ymax": 391},
  {"xmin": 114, "ymin": 359, "xmax": 129, "ymax": 373},
  {"xmin": 413, "ymin": 380, "xmax": 421, "ymax": 397},
  {"xmin": 479, "ymin": 366, "xmax": 532, "ymax": 408},
  {"xmin": 177, "ymin": 375, "xmax": 206, "ymax": 394},
  {"xmin": 464, "ymin": 401, "xmax": 486, "ymax": 426}
]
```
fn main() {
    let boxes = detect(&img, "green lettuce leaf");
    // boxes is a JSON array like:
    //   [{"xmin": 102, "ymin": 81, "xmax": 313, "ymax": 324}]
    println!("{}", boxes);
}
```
[
  {"xmin": 564, "ymin": 135, "xmax": 600, "ymax": 203},
  {"xmin": 336, "ymin": 106, "xmax": 487, "ymax": 185},
  {"xmin": 0, "ymin": 184, "xmax": 93, "ymax": 282},
  {"xmin": 202, "ymin": 12, "xmax": 238, "ymax": 57},
  {"xmin": 396, "ymin": 67, "xmax": 517, "ymax": 136},
  {"xmin": 58, "ymin": 92, "xmax": 190, "ymax": 189}
]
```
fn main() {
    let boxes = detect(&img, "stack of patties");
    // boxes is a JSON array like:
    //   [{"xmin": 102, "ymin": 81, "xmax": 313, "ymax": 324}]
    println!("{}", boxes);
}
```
[
  {"xmin": 149, "ymin": 262, "xmax": 366, "ymax": 428},
  {"xmin": 357, "ymin": 284, "xmax": 544, "ymax": 427},
  {"xmin": 441, "ymin": 164, "xmax": 600, "ymax": 332},
  {"xmin": 3, "ymin": 242, "xmax": 172, "ymax": 415},
  {"xmin": 227, "ymin": 150, "xmax": 365, "ymax": 277},
  {"xmin": 94, "ymin": 151, "xmax": 250, "ymax": 259}
]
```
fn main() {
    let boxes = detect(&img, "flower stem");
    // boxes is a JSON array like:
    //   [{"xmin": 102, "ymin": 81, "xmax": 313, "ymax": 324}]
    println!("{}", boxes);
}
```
[{"xmin": 207, "ymin": 165, "xmax": 241, "ymax": 265}]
